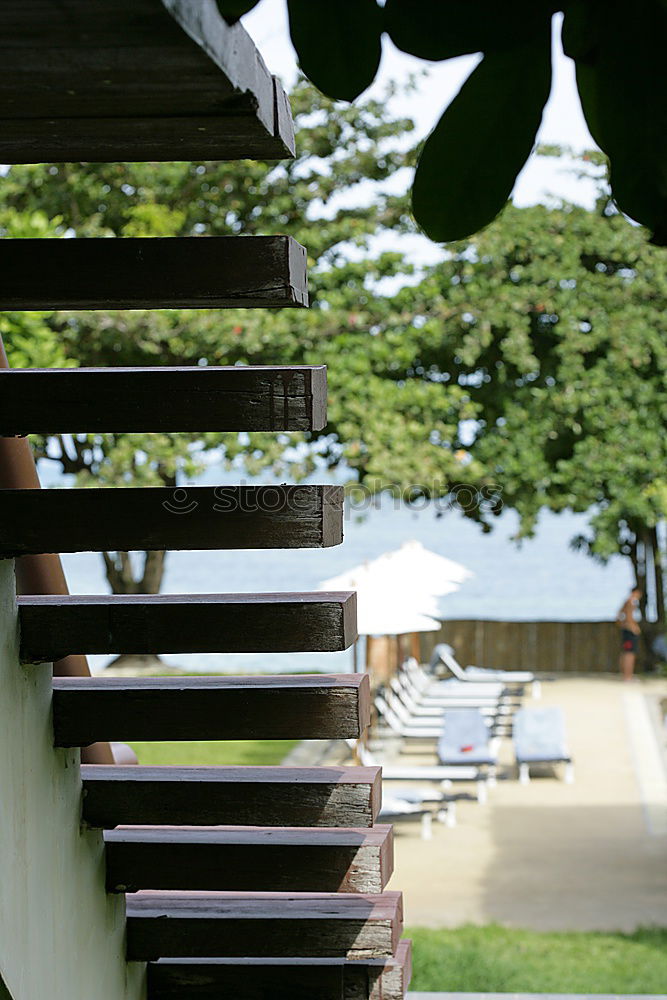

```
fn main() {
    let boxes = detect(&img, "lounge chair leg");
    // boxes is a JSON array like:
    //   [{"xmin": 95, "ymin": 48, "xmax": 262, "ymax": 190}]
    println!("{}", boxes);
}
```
[
  {"xmin": 421, "ymin": 812, "xmax": 433, "ymax": 840},
  {"xmin": 487, "ymin": 766, "xmax": 497, "ymax": 787},
  {"xmin": 477, "ymin": 781, "xmax": 488, "ymax": 805},
  {"xmin": 532, "ymin": 680, "xmax": 542, "ymax": 699},
  {"xmin": 519, "ymin": 762, "xmax": 530, "ymax": 785},
  {"xmin": 564, "ymin": 762, "xmax": 575, "ymax": 784},
  {"xmin": 437, "ymin": 803, "xmax": 457, "ymax": 828},
  {"xmin": 442, "ymin": 779, "xmax": 452, "ymax": 790}
]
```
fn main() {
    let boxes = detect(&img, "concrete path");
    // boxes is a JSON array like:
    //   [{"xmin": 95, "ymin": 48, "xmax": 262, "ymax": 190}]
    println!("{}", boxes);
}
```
[{"xmin": 387, "ymin": 676, "xmax": 667, "ymax": 931}]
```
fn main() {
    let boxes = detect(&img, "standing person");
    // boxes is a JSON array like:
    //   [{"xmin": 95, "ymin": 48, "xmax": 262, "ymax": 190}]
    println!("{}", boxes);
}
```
[{"xmin": 617, "ymin": 585, "xmax": 643, "ymax": 681}]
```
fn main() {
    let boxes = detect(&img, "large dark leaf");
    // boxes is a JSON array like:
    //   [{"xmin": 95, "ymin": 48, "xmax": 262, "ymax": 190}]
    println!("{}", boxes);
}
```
[
  {"xmin": 412, "ymin": 23, "xmax": 552, "ymax": 242},
  {"xmin": 561, "ymin": 0, "xmax": 600, "ymax": 61},
  {"xmin": 571, "ymin": 1, "xmax": 667, "ymax": 244},
  {"xmin": 385, "ymin": 0, "xmax": 557, "ymax": 60},
  {"xmin": 287, "ymin": 0, "xmax": 383, "ymax": 102},
  {"xmin": 215, "ymin": 1, "xmax": 262, "ymax": 24}
]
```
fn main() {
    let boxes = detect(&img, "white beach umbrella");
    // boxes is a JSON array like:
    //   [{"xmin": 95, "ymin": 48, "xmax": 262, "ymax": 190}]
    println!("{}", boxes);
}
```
[
  {"xmin": 322, "ymin": 564, "xmax": 443, "ymax": 628},
  {"xmin": 320, "ymin": 540, "xmax": 472, "ymax": 637},
  {"xmin": 353, "ymin": 584, "xmax": 442, "ymax": 637},
  {"xmin": 320, "ymin": 541, "xmax": 471, "ymax": 607},
  {"xmin": 377, "ymin": 540, "xmax": 473, "ymax": 592}
]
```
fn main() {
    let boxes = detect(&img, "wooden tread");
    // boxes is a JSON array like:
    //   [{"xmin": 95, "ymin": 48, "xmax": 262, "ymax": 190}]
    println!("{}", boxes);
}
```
[
  {"xmin": 104, "ymin": 824, "xmax": 393, "ymax": 894},
  {"xmin": 53, "ymin": 673, "xmax": 370, "ymax": 745},
  {"xmin": 125, "ymin": 891, "xmax": 403, "ymax": 961},
  {"xmin": 18, "ymin": 592, "xmax": 358, "ymax": 662},
  {"xmin": 0, "ymin": 236, "xmax": 307, "ymax": 310},
  {"xmin": 80, "ymin": 765, "xmax": 382, "ymax": 829},
  {"xmin": 0, "ymin": 366, "xmax": 327, "ymax": 435},
  {"xmin": 0, "ymin": 484, "xmax": 342, "ymax": 555},
  {"xmin": 0, "ymin": 0, "xmax": 295, "ymax": 162},
  {"xmin": 147, "ymin": 940, "xmax": 412, "ymax": 1000},
  {"xmin": 378, "ymin": 939, "xmax": 413, "ymax": 1000}
]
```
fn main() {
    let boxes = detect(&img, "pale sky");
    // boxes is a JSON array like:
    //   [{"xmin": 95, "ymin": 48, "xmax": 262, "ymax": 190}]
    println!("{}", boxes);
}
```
[{"xmin": 245, "ymin": 3, "xmax": 600, "ymax": 214}]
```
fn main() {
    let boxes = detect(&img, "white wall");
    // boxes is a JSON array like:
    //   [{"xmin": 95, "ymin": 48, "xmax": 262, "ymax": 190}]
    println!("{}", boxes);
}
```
[{"xmin": 0, "ymin": 560, "xmax": 145, "ymax": 1000}]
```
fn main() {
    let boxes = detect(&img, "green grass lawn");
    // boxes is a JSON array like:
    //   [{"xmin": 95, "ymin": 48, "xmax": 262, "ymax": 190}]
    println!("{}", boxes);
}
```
[
  {"xmin": 407, "ymin": 924, "xmax": 667, "ymax": 994},
  {"xmin": 128, "ymin": 740, "xmax": 298, "ymax": 766}
]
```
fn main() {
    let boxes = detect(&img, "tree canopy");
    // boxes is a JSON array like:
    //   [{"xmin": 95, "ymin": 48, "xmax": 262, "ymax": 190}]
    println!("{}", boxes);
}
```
[
  {"xmin": 217, "ymin": 0, "xmax": 667, "ymax": 246},
  {"xmin": 0, "ymin": 80, "xmax": 479, "ymax": 593},
  {"xmin": 3, "ymin": 75, "xmax": 664, "ymax": 624},
  {"xmin": 395, "ymin": 164, "xmax": 667, "ymax": 624}
]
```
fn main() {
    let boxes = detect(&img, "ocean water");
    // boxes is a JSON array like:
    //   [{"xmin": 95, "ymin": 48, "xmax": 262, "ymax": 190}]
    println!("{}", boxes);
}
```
[{"xmin": 53, "ymin": 473, "xmax": 632, "ymax": 674}]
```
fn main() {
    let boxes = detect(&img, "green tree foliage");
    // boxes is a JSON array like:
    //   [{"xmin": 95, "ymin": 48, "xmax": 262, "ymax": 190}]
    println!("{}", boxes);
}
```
[
  {"xmin": 397, "ymin": 159, "xmax": 667, "ymax": 625},
  {"xmin": 0, "ymin": 80, "xmax": 479, "ymax": 594},
  {"xmin": 217, "ymin": 0, "xmax": 667, "ymax": 245},
  {"xmin": 4, "ymin": 92, "xmax": 664, "ymax": 628}
]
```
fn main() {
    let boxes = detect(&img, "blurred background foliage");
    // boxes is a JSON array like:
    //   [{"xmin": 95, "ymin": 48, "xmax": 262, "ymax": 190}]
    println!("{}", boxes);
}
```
[{"xmin": 1, "ymin": 80, "xmax": 665, "ymax": 617}]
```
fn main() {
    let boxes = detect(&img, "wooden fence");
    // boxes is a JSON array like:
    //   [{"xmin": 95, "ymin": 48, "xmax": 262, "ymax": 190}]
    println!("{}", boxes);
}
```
[{"xmin": 419, "ymin": 619, "xmax": 621, "ymax": 674}]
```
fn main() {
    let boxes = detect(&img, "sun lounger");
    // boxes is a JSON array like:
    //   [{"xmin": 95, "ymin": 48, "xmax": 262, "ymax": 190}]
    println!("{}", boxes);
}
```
[
  {"xmin": 388, "ymin": 683, "xmax": 509, "ymax": 720},
  {"xmin": 513, "ymin": 706, "xmax": 574, "ymax": 784},
  {"xmin": 385, "ymin": 689, "xmax": 512, "ymax": 742},
  {"xmin": 379, "ymin": 788, "xmax": 457, "ymax": 837},
  {"xmin": 379, "ymin": 794, "xmax": 436, "ymax": 839},
  {"xmin": 347, "ymin": 739, "xmax": 489, "ymax": 806},
  {"xmin": 402, "ymin": 657, "xmax": 511, "ymax": 702},
  {"xmin": 375, "ymin": 694, "xmax": 444, "ymax": 739},
  {"xmin": 401, "ymin": 659, "xmax": 513, "ymax": 703},
  {"xmin": 386, "ymin": 684, "xmax": 514, "ymax": 740},
  {"xmin": 437, "ymin": 708, "xmax": 499, "ymax": 782},
  {"xmin": 431, "ymin": 643, "xmax": 540, "ymax": 698},
  {"xmin": 392, "ymin": 673, "xmax": 510, "ymax": 710},
  {"xmin": 379, "ymin": 692, "xmax": 507, "ymax": 740},
  {"xmin": 377, "ymin": 697, "xmax": 500, "ymax": 785}
]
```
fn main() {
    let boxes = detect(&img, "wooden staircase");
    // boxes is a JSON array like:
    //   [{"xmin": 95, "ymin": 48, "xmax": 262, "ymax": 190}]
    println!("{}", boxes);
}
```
[{"xmin": 0, "ymin": 2, "xmax": 412, "ymax": 998}]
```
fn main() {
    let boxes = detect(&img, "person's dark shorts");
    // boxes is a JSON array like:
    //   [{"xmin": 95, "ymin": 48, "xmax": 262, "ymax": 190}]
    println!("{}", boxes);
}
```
[{"xmin": 621, "ymin": 629, "xmax": 639, "ymax": 653}]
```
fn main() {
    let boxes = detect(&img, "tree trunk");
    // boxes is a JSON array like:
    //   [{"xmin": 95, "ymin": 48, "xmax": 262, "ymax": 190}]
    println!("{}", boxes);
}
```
[
  {"xmin": 627, "ymin": 530, "xmax": 652, "ymax": 672},
  {"xmin": 102, "ymin": 550, "xmax": 170, "ymax": 672},
  {"xmin": 631, "ymin": 525, "xmax": 666, "ymax": 672},
  {"xmin": 102, "ymin": 549, "xmax": 167, "ymax": 595},
  {"xmin": 105, "ymin": 652, "xmax": 180, "ymax": 674},
  {"xmin": 650, "ymin": 525, "xmax": 665, "ymax": 627}
]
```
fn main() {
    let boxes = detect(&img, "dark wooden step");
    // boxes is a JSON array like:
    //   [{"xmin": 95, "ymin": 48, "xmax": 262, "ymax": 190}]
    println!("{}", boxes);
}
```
[
  {"xmin": 0, "ymin": 484, "xmax": 342, "ymax": 556},
  {"xmin": 53, "ymin": 673, "xmax": 370, "ymax": 745},
  {"xmin": 148, "ymin": 958, "xmax": 346, "ymax": 1000},
  {"xmin": 0, "ymin": 366, "xmax": 327, "ymax": 435},
  {"xmin": 0, "ymin": 0, "xmax": 295, "ymax": 161},
  {"xmin": 0, "ymin": 236, "xmax": 307, "ymax": 310},
  {"xmin": 81, "ymin": 765, "xmax": 382, "ymax": 829},
  {"xmin": 105, "ymin": 824, "xmax": 393, "ymax": 894},
  {"xmin": 125, "ymin": 891, "xmax": 403, "ymax": 961},
  {"xmin": 147, "ymin": 940, "xmax": 412, "ymax": 1000},
  {"xmin": 18, "ymin": 592, "xmax": 357, "ymax": 662},
  {"xmin": 377, "ymin": 939, "xmax": 413, "ymax": 1000}
]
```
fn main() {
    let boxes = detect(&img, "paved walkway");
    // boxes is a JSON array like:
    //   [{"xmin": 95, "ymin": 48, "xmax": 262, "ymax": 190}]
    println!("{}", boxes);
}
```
[{"xmin": 386, "ymin": 676, "xmax": 667, "ymax": 930}]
